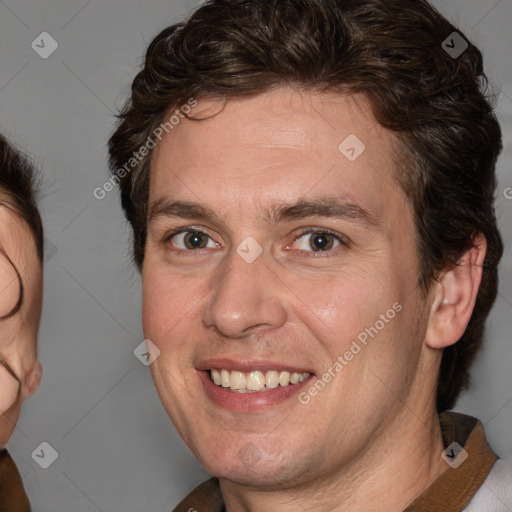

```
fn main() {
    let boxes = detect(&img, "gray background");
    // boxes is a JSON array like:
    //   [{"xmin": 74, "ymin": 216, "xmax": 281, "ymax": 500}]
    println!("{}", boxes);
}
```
[{"xmin": 0, "ymin": 0, "xmax": 510, "ymax": 510}]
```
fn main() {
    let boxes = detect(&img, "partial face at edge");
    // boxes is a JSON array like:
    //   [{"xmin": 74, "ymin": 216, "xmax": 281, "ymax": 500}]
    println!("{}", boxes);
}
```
[
  {"xmin": 0, "ymin": 196, "xmax": 43, "ymax": 446},
  {"xmin": 141, "ymin": 88, "xmax": 435, "ymax": 487}
]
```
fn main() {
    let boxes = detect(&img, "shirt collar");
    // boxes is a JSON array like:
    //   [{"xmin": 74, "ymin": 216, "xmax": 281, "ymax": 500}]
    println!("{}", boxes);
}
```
[
  {"xmin": 173, "ymin": 411, "xmax": 497, "ymax": 512},
  {"xmin": 404, "ymin": 411, "xmax": 497, "ymax": 511},
  {"xmin": 0, "ymin": 449, "xmax": 32, "ymax": 512}
]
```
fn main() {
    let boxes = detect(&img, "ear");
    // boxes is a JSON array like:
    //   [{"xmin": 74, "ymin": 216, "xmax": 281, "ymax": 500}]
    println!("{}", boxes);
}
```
[
  {"xmin": 22, "ymin": 359, "xmax": 42, "ymax": 399},
  {"xmin": 0, "ymin": 249, "xmax": 21, "ymax": 318},
  {"xmin": 425, "ymin": 234, "xmax": 487, "ymax": 350}
]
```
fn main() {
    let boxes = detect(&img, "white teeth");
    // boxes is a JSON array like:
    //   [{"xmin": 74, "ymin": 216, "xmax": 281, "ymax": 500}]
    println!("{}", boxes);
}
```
[
  {"xmin": 220, "ymin": 369, "xmax": 230, "ymax": 388},
  {"xmin": 265, "ymin": 370, "xmax": 279, "ymax": 389},
  {"xmin": 247, "ymin": 371, "xmax": 265, "ymax": 391},
  {"xmin": 230, "ymin": 371, "xmax": 246, "ymax": 390},
  {"xmin": 279, "ymin": 371, "xmax": 290, "ymax": 386},
  {"xmin": 211, "ymin": 369, "xmax": 221, "ymax": 386},
  {"xmin": 209, "ymin": 368, "xmax": 310, "ymax": 392}
]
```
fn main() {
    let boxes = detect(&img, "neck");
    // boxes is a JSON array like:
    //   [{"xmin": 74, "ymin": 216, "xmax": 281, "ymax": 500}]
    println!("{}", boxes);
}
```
[{"xmin": 219, "ymin": 407, "xmax": 448, "ymax": 512}]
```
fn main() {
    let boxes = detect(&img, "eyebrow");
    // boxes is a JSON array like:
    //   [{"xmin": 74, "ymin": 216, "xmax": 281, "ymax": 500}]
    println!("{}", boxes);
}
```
[{"xmin": 147, "ymin": 196, "xmax": 380, "ymax": 229}]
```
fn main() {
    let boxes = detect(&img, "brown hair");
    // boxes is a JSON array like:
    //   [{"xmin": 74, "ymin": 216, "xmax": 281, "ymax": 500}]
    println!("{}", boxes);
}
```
[
  {"xmin": 108, "ymin": 0, "xmax": 503, "ymax": 412},
  {"xmin": 0, "ymin": 133, "xmax": 44, "ymax": 318}
]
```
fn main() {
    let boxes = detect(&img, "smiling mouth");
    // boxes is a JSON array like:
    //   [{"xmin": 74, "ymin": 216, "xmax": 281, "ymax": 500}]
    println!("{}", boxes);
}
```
[{"xmin": 209, "ymin": 369, "xmax": 311, "ymax": 393}]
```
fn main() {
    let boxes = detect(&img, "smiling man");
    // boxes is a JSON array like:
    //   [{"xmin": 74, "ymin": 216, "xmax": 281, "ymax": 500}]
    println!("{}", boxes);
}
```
[{"xmin": 108, "ymin": 0, "xmax": 510, "ymax": 510}]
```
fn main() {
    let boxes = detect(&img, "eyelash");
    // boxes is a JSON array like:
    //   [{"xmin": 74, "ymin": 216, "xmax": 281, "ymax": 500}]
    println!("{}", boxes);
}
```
[{"xmin": 162, "ymin": 226, "xmax": 349, "ymax": 259}]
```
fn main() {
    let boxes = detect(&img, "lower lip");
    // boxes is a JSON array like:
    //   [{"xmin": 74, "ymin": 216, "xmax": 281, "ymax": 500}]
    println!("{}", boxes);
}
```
[{"xmin": 198, "ymin": 370, "xmax": 313, "ymax": 412}]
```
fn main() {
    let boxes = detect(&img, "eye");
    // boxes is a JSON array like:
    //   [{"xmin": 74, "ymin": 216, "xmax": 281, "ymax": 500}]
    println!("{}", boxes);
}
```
[
  {"xmin": 162, "ymin": 227, "xmax": 348, "ymax": 257},
  {"xmin": 165, "ymin": 229, "xmax": 219, "ymax": 252},
  {"xmin": 290, "ymin": 229, "xmax": 346, "ymax": 254}
]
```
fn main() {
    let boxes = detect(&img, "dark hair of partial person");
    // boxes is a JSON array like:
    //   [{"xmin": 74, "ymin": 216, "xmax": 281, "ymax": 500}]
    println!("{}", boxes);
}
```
[
  {"xmin": 107, "ymin": 0, "xmax": 503, "ymax": 412},
  {"xmin": 0, "ymin": 132, "xmax": 44, "ymax": 319}
]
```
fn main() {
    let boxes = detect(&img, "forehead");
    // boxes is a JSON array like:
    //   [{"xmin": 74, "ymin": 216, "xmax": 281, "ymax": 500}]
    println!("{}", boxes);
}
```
[{"xmin": 148, "ymin": 87, "xmax": 406, "ymax": 225}]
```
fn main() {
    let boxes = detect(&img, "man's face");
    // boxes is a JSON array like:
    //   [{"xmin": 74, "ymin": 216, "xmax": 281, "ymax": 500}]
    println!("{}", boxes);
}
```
[{"xmin": 142, "ymin": 88, "xmax": 436, "ymax": 487}]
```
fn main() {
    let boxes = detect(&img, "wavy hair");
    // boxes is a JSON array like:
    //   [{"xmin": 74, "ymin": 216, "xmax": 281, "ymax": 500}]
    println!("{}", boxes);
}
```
[{"xmin": 108, "ymin": 0, "xmax": 503, "ymax": 412}]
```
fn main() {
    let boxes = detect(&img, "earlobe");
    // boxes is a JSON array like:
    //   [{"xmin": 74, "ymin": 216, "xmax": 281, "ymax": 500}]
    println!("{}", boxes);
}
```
[
  {"xmin": 425, "ymin": 235, "xmax": 487, "ymax": 350},
  {"xmin": 25, "ymin": 360, "xmax": 42, "ymax": 398}
]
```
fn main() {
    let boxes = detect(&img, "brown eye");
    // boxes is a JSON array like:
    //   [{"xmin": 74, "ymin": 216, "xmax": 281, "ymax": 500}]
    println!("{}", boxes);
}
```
[
  {"xmin": 309, "ymin": 233, "xmax": 335, "ymax": 251},
  {"xmin": 183, "ymin": 231, "xmax": 208, "ymax": 249},
  {"xmin": 166, "ymin": 230, "xmax": 219, "ymax": 252},
  {"xmin": 293, "ymin": 230, "xmax": 343, "ymax": 253}
]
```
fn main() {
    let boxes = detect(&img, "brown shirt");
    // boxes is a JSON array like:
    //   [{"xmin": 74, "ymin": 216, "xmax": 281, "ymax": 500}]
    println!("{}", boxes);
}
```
[
  {"xmin": 172, "ymin": 411, "xmax": 498, "ymax": 512},
  {"xmin": 0, "ymin": 449, "xmax": 31, "ymax": 512}
]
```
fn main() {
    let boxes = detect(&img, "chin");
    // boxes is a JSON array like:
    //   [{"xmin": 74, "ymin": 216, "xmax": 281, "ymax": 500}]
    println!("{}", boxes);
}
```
[{"xmin": 195, "ymin": 439, "xmax": 307, "ymax": 489}]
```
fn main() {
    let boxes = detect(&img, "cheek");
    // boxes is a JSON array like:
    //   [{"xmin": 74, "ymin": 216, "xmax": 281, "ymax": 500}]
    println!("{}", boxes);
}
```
[
  {"xmin": 0, "ymin": 256, "xmax": 20, "ymax": 318},
  {"xmin": 141, "ymin": 267, "xmax": 201, "ymax": 352},
  {"xmin": 292, "ymin": 264, "xmax": 394, "ymax": 340},
  {"xmin": 142, "ymin": 264, "xmax": 182, "ymax": 337},
  {"xmin": 142, "ymin": 267, "xmax": 171, "ymax": 340}
]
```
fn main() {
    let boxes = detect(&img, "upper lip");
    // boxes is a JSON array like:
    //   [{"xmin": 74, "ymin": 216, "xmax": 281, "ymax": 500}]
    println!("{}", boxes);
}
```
[{"xmin": 196, "ymin": 358, "xmax": 314, "ymax": 374}]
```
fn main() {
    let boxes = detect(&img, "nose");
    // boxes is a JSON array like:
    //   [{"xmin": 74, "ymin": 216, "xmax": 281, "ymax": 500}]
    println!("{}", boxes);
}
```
[{"xmin": 202, "ymin": 243, "xmax": 287, "ymax": 339}]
